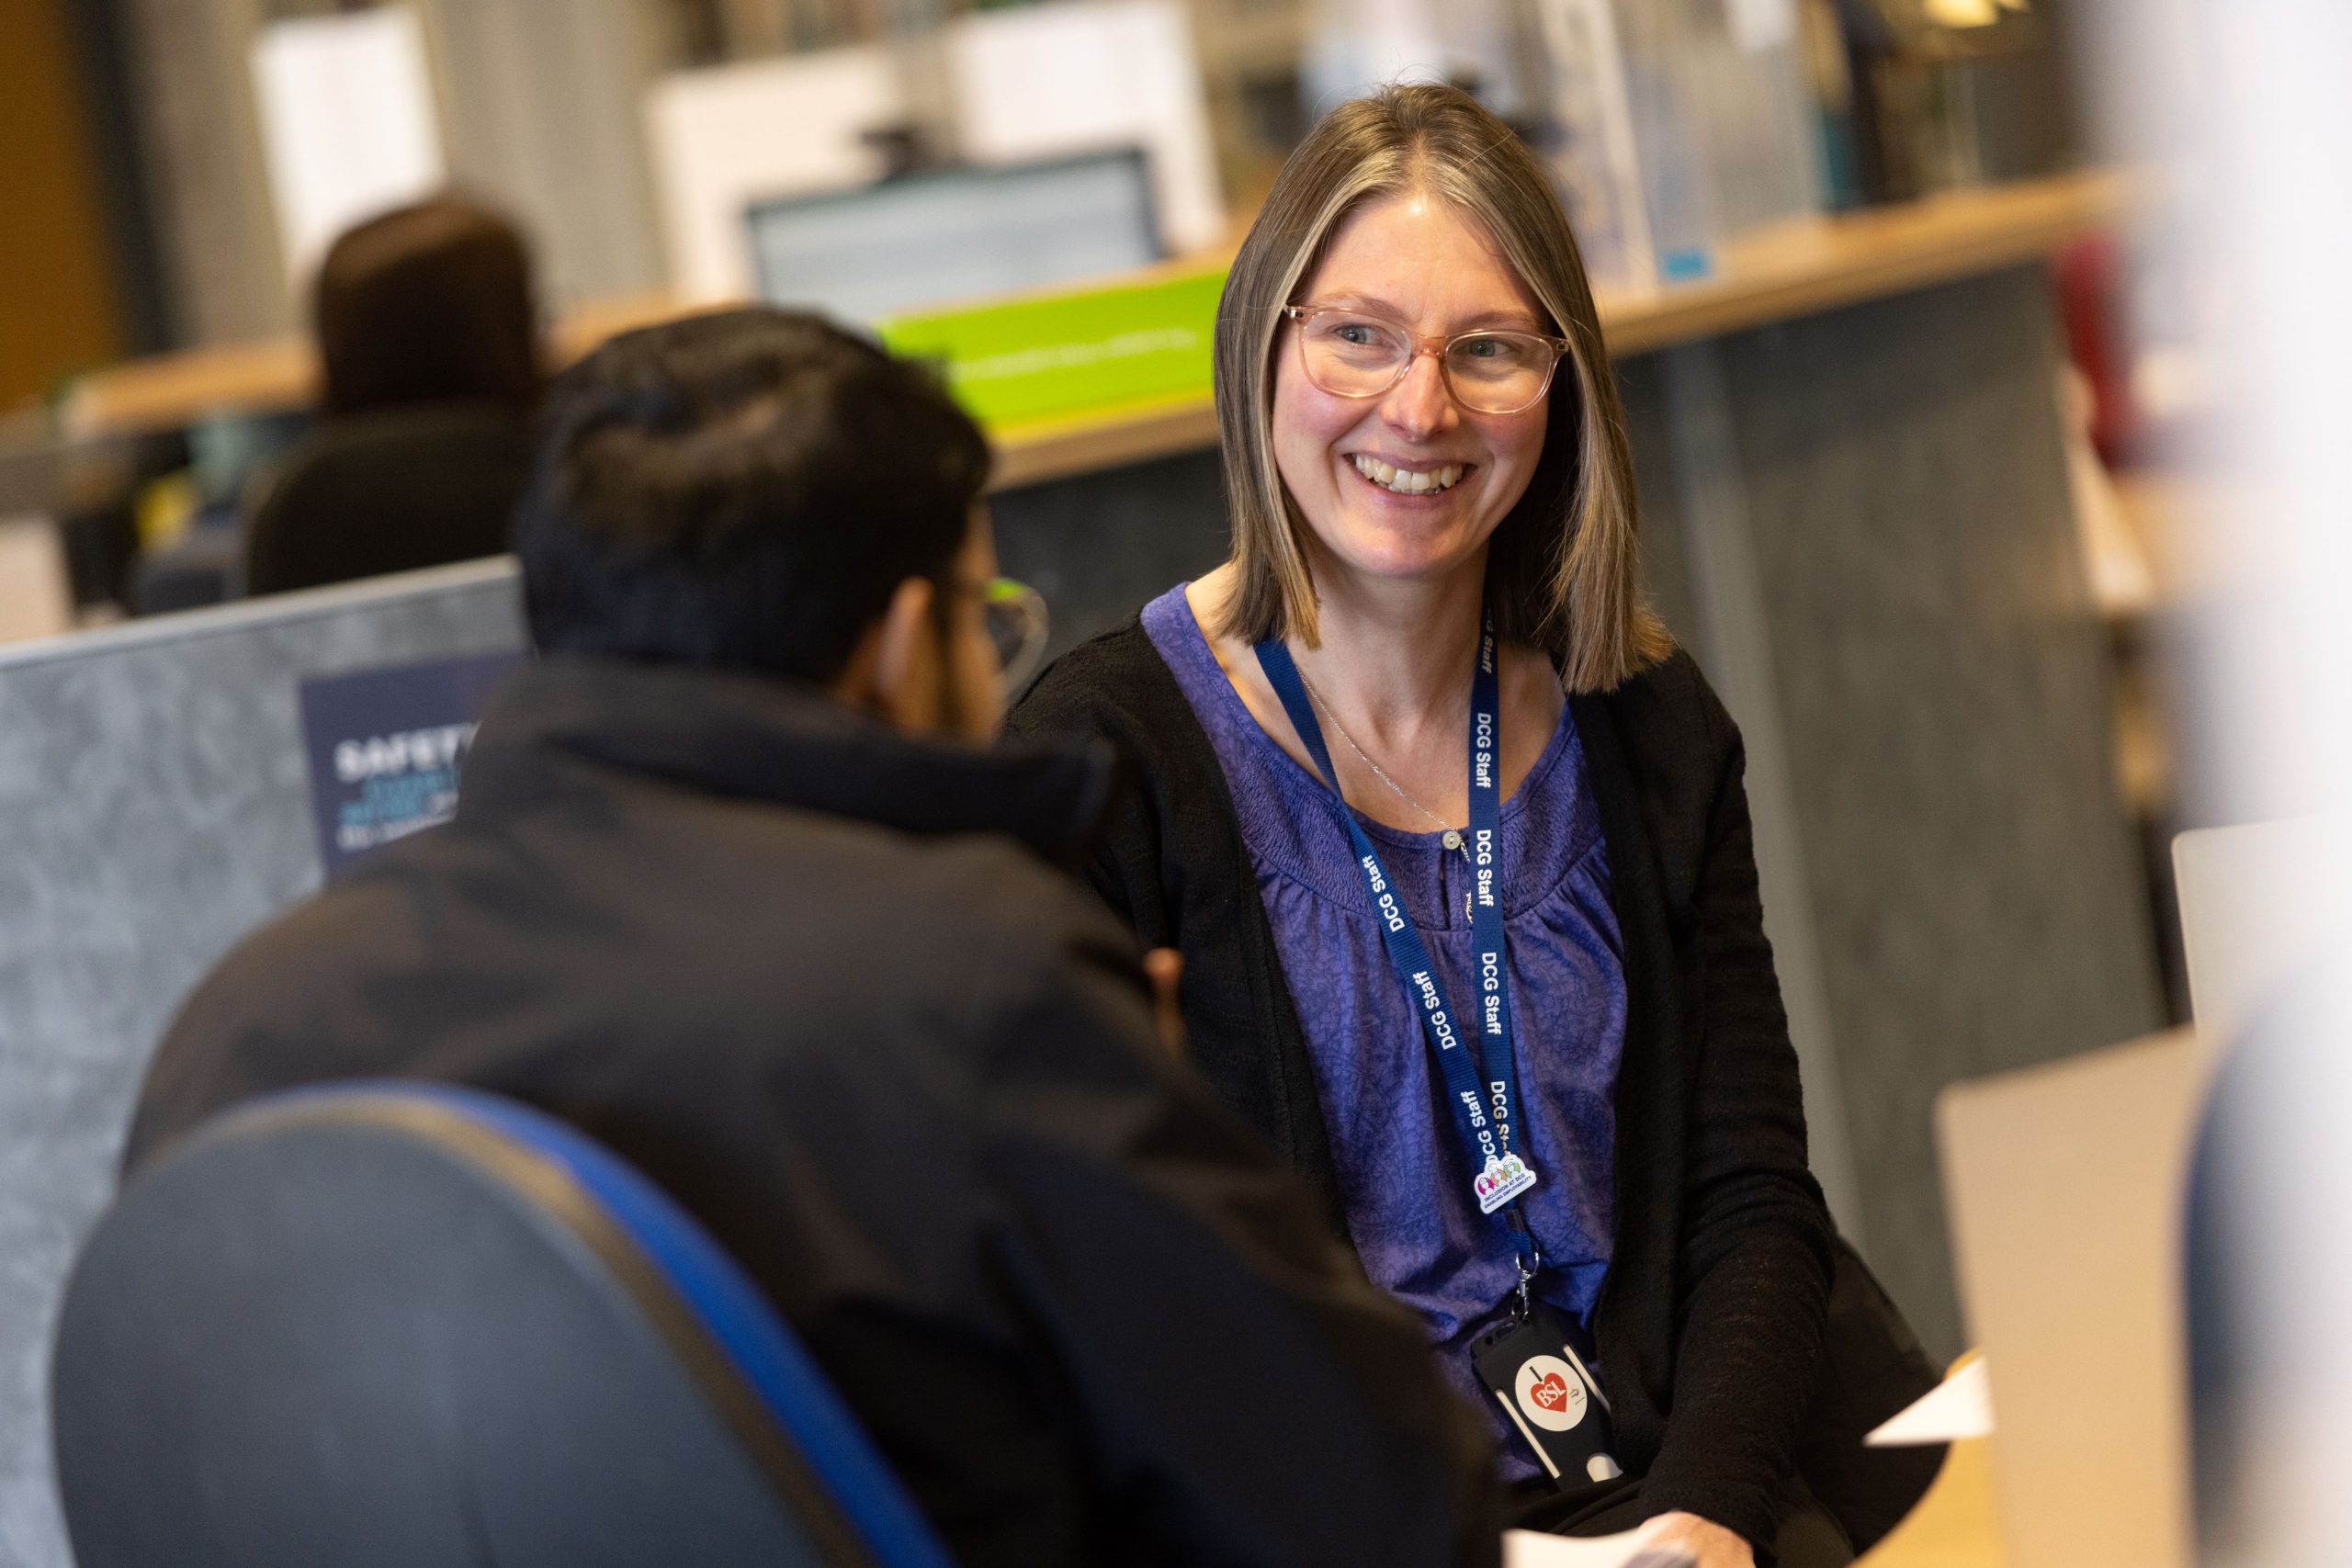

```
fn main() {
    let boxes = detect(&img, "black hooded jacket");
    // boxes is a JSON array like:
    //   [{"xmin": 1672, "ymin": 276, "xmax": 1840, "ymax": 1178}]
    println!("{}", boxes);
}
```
[{"xmin": 124, "ymin": 654, "xmax": 1502, "ymax": 1568}]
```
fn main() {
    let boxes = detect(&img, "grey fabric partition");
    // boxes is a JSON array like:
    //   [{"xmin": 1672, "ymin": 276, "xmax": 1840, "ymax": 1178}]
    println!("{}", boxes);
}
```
[{"xmin": 0, "ymin": 560, "xmax": 526, "ymax": 1568}]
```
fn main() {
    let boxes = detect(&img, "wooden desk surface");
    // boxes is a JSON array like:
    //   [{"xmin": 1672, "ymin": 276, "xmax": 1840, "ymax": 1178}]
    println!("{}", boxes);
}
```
[
  {"xmin": 62, "ymin": 170, "xmax": 2128, "ymax": 494},
  {"xmin": 1858, "ymin": 1439, "xmax": 2006, "ymax": 1568}
]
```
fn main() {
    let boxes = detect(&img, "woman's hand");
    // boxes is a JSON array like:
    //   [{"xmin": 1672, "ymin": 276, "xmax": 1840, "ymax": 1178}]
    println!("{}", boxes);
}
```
[
  {"xmin": 1143, "ymin": 947, "xmax": 1186, "ymax": 1056},
  {"xmin": 1634, "ymin": 1511, "xmax": 1754, "ymax": 1568}
]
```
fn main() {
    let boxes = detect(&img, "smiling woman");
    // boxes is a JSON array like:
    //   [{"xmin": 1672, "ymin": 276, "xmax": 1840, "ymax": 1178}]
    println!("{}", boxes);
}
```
[
  {"xmin": 1265, "ymin": 196, "xmax": 1554, "ymax": 603},
  {"xmin": 1011, "ymin": 83, "xmax": 1928, "ymax": 1568},
  {"xmin": 1209, "ymin": 88, "xmax": 1667, "ymax": 694}
]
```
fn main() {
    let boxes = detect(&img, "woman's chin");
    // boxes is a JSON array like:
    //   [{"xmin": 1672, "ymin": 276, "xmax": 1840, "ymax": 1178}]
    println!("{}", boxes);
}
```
[{"xmin": 1317, "ymin": 513, "xmax": 1485, "ymax": 585}]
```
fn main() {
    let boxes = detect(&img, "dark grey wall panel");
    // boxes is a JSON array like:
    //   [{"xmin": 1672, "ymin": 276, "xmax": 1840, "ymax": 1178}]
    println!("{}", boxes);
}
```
[
  {"xmin": 0, "ymin": 562, "xmax": 526, "ymax": 1568},
  {"xmin": 992, "ymin": 446, "xmax": 1232, "ymax": 671},
  {"xmin": 1619, "ymin": 356, "xmax": 1704, "ymax": 649},
  {"xmin": 1652, "ymin": 268, "xmax": 2166, "ymax": 1358}
]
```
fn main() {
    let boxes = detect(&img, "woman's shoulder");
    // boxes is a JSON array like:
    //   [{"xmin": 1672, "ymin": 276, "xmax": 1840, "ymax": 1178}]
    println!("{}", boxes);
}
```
[
  {"xmin": 1008, "ymin": 604, "xmax": 1254, "ymax": 944},
  {"xmin": 1572, "ymin": 647, "xmax": 1746, "ymax": 907},
  {"xmin": 1008, "ymin": 614, "xmax": 1201, "ymax": 761},
  {"xmin": 1014, "ymin": 616, "xmax": 1156, "ymax": 707},
  {"xmin": 1582, "ymin": 644, "xmax": 1739, "ymax": 775}
]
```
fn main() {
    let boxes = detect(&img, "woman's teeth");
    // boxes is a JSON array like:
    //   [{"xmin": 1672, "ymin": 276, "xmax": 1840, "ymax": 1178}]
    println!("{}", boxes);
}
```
[{"xmin": 1351, "ymin": 455, "xmax": 1464, "ymax": 494}]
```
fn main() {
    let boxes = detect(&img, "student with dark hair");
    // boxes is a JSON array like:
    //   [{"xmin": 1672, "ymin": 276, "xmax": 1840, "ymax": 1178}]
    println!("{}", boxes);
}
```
[
  {"xmin": 513, "ymin": 309, "xmax": 982, "ymax": 685},
  {"xmin": 125, "ymin": 308, "xmax": 1502, "ymax": 1568},
  {"xmin": 313, "ymin": 195, "xmax": 542, "ymax": 418},
  {"xmin": 242, "ymin": 196, "xmax": 544, "ymax": 595}
]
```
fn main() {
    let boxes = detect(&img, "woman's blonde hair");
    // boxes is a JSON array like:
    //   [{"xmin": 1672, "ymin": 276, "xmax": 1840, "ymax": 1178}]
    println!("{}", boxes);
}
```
[{"xmin": 1212, "ymin": 83, "xmax": 1670, "ymax": 693}]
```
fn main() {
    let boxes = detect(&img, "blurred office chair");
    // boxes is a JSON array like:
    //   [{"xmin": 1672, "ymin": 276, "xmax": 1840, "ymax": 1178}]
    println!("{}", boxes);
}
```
[
  {"xmin": 51, "ymin": 1083, "xmax": 956, "ymax": 1568},
  {"xmin": 240, "ymin": 400, "xmax": 530, "ymax": 595}
]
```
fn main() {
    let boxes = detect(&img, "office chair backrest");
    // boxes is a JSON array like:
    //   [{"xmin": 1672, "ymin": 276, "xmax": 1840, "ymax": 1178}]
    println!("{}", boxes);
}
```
[
  {"xmin": 51, "ymin": 1083, "xmax": 957, "ymax": 1568},
  {"xmin": 243, "ymin": 400, "xmax": 530, "ymax": 596}
]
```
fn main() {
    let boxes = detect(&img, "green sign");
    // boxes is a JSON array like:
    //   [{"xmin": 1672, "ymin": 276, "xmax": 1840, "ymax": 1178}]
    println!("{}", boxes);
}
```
[{"xmin": 879, "ymin": 266, "xmax": 1226, "ymax": 428}]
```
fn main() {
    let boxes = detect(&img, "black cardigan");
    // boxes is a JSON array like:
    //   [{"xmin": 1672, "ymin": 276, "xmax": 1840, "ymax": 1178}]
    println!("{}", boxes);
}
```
[{"xmin": 1012, "ymin": 622, "xmax": 1842, "ymax": 1549}]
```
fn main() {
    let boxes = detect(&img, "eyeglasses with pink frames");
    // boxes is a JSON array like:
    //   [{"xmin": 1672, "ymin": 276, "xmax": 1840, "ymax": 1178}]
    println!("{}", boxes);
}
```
[{"xmin": 1279, "ymin": 304, "xmax": 1571, "ymax": 415}]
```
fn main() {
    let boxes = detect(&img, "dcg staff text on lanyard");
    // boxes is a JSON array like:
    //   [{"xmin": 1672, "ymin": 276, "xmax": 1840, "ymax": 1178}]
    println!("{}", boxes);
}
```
[{"xmin": 1256, "ymin": 613, "xmax": 1544, "ymax": 1307}]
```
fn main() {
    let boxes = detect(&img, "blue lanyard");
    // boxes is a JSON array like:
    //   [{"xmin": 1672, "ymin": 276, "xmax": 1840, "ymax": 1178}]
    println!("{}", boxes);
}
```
[{"xmin": 1255, "ymin": 615, "xmax": 1541, "ymax": 1253}]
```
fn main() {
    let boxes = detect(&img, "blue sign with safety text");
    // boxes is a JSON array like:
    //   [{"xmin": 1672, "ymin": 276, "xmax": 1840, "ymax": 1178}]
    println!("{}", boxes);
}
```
[{"xmin": 298, "ymin": 649, "xmax": 524, "ymax": 881}]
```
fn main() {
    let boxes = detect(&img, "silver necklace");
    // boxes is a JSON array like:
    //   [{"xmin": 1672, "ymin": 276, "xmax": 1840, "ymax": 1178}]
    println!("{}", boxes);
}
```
[{"xmin": 1294, "ymin": 666, "xmax": 1476, "ymax": 919}]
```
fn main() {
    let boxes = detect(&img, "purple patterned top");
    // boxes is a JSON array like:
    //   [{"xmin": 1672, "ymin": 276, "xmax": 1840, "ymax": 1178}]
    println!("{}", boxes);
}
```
[{"xmin": 1142, "ymin": 585, "xmax": 1627, "ymax": 1478}]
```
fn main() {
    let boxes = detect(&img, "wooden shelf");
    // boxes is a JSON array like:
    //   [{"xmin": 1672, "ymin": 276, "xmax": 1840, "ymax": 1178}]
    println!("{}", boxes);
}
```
[
  {"xmin": 66, "ymin": 337, "xmax": 319, "ymax": 440},
  {"xmin": 1599, "ymin": 168, "xmax": 2131, "ymax": 356},
  {"xmin": 57, "ymin": 292, "xmax": 688, "ymax": 446},
  {"xmin": 989, "ymin": 392, "xmax": 1224, "ymax": 491},
  {"xmin": 62, "ymin": 170, "xmax": 2131, "ymax": 495}
]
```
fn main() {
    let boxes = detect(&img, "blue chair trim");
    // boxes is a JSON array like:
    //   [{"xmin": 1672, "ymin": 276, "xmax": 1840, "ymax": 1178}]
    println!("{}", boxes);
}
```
[{"xmin": 220, "ymin": 1082, "xmax": 958, "ymax": 1568}]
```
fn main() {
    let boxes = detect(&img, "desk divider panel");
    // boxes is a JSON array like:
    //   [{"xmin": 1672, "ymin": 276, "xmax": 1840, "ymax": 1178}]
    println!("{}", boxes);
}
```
[{"xmin": 0, "ymin": 558, "xmax": 526, "ymax": 1568}]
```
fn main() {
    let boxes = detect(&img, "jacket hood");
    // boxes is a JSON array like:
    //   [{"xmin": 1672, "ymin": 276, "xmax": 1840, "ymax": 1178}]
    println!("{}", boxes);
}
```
[{"xmin": 459, "ymin": 654, "xmax": 1118, "ymax": 867}]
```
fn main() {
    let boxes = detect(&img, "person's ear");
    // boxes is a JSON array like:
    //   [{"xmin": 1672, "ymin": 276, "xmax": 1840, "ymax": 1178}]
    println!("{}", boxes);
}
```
[{"xmin": 865, "ymin": 574, "xmax": 941, "ymax": 730}]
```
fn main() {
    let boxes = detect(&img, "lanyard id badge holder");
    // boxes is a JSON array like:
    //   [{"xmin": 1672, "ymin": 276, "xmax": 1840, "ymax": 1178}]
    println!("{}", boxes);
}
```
[
  {"xmin": 1470, "ymin": 1306, "xmax": 1621, "ymax": 1485},
  {"xmin": 1257, "ymin": 617, "xmax": 1620, "ymax": 1491}
]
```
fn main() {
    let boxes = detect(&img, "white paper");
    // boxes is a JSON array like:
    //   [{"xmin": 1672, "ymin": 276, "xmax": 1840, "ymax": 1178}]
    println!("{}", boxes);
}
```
[
  {"xmin": 1865, "ymin": 1356, "xmax": 1996, "ymax": 1447},
  {"xmin": 1503, "ymin": 1529, "xmax": 1689, "ymax": 1567}
]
